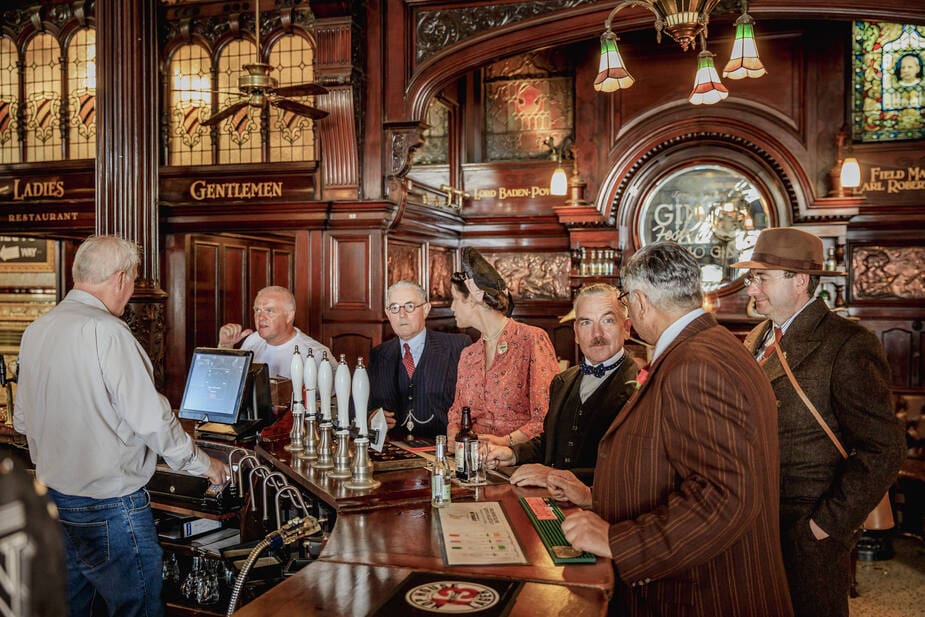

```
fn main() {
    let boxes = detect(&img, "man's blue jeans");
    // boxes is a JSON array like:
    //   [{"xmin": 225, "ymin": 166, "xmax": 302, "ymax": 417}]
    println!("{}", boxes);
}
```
[{"xmin": 48, "ymin": 487, "xmax": 164, "ymax": 617}]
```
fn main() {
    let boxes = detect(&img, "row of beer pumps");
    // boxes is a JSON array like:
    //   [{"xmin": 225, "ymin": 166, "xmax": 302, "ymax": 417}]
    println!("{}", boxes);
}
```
[{"xmin": 284, "ymin": 346, "xmax": 381, "ymax": 490}]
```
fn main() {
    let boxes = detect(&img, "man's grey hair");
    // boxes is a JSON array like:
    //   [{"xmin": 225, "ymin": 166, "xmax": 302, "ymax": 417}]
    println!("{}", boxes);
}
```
[
  {"xmin": 257, "ymin": 286, "xmax": 296, "ymax": 312},
  {"xmin": 574, "ymin": 282, "xmax": 627, "ymax": 318},
  {"xmin": 386, "ymin": 280, "xmax": 427, "ymax": 305},
  {"xmin": 620, "ymin": 242, "xmax": 703, "ymax": 311},
  {"xmin": 72, "ymin": 235, "xmax": 140, "ymax": 284}
]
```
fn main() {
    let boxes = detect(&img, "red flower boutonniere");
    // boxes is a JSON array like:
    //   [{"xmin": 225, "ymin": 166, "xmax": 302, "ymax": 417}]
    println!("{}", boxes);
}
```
[{"xmin": 626, "ymin": 364, "xmax": 651, "ymax": 390}]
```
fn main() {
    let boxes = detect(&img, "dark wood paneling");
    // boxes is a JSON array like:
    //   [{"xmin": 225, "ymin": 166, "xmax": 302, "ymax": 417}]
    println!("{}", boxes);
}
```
[
  {"xmin": 248, "ymin": 247, "xmax": 271, "ymax": 295},
  {"xmin": 328, "ymin": 233, "xmax": 373, "ymax": 311},
  {"xmin": 325, "ymin": 322, "xmax": 379, "ymax": 366},
  {"xmin": 191, "ymin": 241, "xmax": 220, "ymax": 351},
  {"xmin": 222, "ymin": 246, "xmax": 246, "ymax": 327}
]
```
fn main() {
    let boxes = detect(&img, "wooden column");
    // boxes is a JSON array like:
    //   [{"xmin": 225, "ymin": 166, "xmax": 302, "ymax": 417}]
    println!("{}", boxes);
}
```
[{"xmin": 94, "ymin": 0, "xmax": 168, "ymax": 385}]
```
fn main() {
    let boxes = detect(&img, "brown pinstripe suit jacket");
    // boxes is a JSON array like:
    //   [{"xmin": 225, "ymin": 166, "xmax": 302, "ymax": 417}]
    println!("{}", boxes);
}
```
[{"xmin": 594, "ymin": 313, "xmax": 793, "ymax": 617}]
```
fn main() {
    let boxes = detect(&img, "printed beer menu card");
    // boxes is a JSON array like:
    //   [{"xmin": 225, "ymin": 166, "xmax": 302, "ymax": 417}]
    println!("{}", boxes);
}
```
[{"xmin": 436, "ymin": 502, "xmax": 527, "ymax": 566}]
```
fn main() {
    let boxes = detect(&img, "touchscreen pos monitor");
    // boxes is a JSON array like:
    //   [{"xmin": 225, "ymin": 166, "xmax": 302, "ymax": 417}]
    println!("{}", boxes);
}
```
[{"xmin": 179, "ymin": 348, "xmax": 271, "ymax": 440}]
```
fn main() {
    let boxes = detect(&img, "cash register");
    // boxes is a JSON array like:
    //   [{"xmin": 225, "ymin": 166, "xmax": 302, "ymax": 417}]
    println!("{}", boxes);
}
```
[{"xmin": 177, "ymin": 347, "xmax": 273, "ymax": 442}]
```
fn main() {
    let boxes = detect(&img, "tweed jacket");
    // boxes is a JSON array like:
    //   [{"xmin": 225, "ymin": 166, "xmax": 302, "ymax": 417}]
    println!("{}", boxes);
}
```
[
  {"xmin": 743, "ymin": 298, "xmax": 905, "ymax": 543},
  {"xmin": 596, "ymin": 313, "xmax": 792, "ymax": 617},
  {"xmin": 512, "ymin": 357, "xmax": 637, "ymax": 484},
  {"xmin": 367, "ymin": 329, "xmax": 471, "ymax": 437}
]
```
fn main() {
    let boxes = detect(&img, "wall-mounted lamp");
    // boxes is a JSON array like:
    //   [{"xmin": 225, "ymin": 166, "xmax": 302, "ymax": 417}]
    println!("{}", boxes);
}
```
[
  {"xmin": 829, "ymin": 125, "xmax": 861, "ymax": 197},
  {"xmin": 546, "ymin": 136, "xmax": 590, "ymax": 206},
  {"xmin": 546, "ymin": 135, "xmax": 574, "ymax": 196},
  {"xmin": 594, "ymin": 0, "xmax": 765, "ymax": 105}
]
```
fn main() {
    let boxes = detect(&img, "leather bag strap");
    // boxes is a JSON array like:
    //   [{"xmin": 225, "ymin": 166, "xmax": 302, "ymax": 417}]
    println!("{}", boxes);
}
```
[{"xmin": 777, "ymin": 347, "xmax": 849, "ymax": 460}]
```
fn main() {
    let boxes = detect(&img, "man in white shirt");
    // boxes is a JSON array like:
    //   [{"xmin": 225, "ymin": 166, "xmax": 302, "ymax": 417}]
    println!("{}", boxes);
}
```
[
  {"xmin": 219, "ymin": 285, "xmax": 331, "ymax": 378},
  {"xmin": 16, "ymin": 235, "xmax": 228, "ymax": 617}
]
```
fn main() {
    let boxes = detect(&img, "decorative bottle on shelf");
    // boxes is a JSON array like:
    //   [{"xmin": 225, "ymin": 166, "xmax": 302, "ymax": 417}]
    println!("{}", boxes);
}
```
[
  {"xmin": 431, "ymin": 435, "xmax": 452, "ymax": 508},
  {"xmin": 455, "ymin": 407, "xmax": 477, "ymax": 482},
  {"xmin": 825, "ymin": 246, "xmax": 838, "ymax": 272}
]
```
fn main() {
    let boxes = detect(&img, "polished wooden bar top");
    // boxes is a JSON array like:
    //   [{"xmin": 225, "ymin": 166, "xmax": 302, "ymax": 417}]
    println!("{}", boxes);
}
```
[
  {"xmin": 317, "ymin": 482, "xmax": 612, "ymax": 591},
  {"xmin": 231, "ymin": 473, "xmax": 613, "ymax": 615},
  {"xmin": 232, "ymin": 561, "xmax": 609, "ymax": 617}
]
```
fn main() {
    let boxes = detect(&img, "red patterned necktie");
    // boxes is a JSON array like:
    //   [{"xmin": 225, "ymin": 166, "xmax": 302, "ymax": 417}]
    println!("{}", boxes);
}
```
[
  {"xmin": 759, "ymin": 326, "xmax": 783, "ymax": 363},
  {"xmin": 402, "ymin": 342, "xmax": 415, "ymax": 378}
]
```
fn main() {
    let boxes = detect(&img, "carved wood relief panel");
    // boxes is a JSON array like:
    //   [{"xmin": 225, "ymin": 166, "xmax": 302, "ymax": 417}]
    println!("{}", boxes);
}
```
[
  {"xmin": 429, "ymin": 246, "xmax": 455, "ymax": 303},
  {"xmin": 482, "ymin": 252, "xmax": 570, "ymax": 300},
  {"xmin": 852, "ymin": 245, "xmax": 925, "ymax": 300},
  {"xmin": 386, "ymin": 241, "xmax": 422, "ymax": 288}
]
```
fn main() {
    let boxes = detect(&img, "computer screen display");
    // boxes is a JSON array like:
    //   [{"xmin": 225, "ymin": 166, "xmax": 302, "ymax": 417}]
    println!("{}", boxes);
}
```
[{"xmin": 178, "ymin": 348, "xmax": 253, "ymax": 424}]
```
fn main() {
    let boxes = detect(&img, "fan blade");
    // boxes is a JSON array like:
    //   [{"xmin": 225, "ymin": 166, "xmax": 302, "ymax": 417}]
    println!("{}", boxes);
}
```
[
  {"xmin": 274, "ymin": 82, "xmax": 328, "ymax": 97},
  {"xmin": 201, "ymin": 100, "xmax": 250, "ymax": 126},
  {"xmin": 271, "ymin": 98, "xmax": 329, "ymax": 120}
]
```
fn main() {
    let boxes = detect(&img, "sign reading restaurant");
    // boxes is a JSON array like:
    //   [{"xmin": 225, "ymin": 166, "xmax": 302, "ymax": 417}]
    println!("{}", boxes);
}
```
[{"xmin": 189, "ymin": 180, "xmax": 284, "ymax": 201}]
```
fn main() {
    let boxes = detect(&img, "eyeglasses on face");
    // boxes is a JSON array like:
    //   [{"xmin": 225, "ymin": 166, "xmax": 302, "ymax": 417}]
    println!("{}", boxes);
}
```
[
  {"xmin": 617, "ymin": 290, "xmax": 630, "ymax": 306},
  {"xmin": 743, "ymin": 271, "xmax": 796, "ymax": 287},
  {"xmin": 386, "ymin": 302, "xmax": 427, "ymax": 314}
]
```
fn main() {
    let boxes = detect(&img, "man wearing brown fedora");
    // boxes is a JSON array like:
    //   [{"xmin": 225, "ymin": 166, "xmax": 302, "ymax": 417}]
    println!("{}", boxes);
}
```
[{"xmin": 732, "ymin": 227, "xmax": 904, "ymax": 617}]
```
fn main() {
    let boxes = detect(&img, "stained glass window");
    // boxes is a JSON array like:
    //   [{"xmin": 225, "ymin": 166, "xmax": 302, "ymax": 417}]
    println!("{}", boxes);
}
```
[
  {"xmin": 413, "ymin": 99, "xmax": 449, "ymax": 165},
  {"xmin": 218, "ymin": 39, "xmax": 261, "ymax": 164},
  {"xmin": 484, "ymin": 52, "xmax": 573, "ymax": 161},
  {"xmin": 852, "ymin": 21, "xmax": 925, "ymax": 142},
  {"xmin": 23, "ymin": 33, "xmax": 62, "ymax": 162},
  {"xmin": 268, "ymin": 33, "xmax": 316, "ymax": 162},
  {"xmin": 67, "ymin": 28, "xmax": 96, "ymax": 159},
  {"xmin": 167, "ymin": 44, "xmax": 212, "ymax": 165},
  {"xmin": 0, "ymin": 36, "xmax": 20, "ymax": 164}
]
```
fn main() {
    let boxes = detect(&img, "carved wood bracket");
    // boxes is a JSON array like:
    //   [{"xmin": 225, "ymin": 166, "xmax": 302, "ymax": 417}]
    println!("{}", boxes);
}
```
[{"xmin": 385, "ymin": 122, "xmax": 426, "ymax": 179}]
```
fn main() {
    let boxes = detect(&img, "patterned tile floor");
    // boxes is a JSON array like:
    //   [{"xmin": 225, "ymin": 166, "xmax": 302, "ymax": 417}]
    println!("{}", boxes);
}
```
[{"xmin": 851, "ymin": 536, "xmax": 925, "ymax": 617}]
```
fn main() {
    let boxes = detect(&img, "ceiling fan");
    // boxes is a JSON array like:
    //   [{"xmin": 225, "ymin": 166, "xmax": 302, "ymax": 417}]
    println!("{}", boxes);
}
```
[{"xmin": 202, "ymin": 2, "xmax": 329, "ymax": 127}]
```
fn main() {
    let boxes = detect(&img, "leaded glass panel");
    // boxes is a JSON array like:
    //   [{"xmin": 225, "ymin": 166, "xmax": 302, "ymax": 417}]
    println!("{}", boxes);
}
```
[
  {"xmin": 218, "ymin": 39, "xmax": 261, "ymax": 164},
  {"xmin": 0, "ymin": 36, "xmax": 20, "ymax": 164},
  {"xmin": 268, "ymin": 33, "xmax": 315, "ymax": 162},
  {"xmin": 67, "ymin": 28, "xmax": 96, "ymax": 159},
  {"xmin": 852, "ymin": 21, "xmax": 925, "ymax": 142},
  {"xmin": 413, "ymin": 99, "xmax": 449, "ymax": 165},
  {"xmin": 23, "ymin": 33, "xmax": 62, "ymax": 161},
  {"xmin": 168, "ymin": 44, "xmax": 212, "ymax": 165}
]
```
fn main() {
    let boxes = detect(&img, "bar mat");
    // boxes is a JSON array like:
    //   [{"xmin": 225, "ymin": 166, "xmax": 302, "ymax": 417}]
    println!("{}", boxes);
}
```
[{"xmin": 368, "ymin": 571, "xmax": 521, "ymax": 617}]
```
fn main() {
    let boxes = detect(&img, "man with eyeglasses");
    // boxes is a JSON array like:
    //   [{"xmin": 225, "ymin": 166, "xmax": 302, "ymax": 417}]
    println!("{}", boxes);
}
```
[
  {"xmin": 218, "ymin": 285, "xmax": 331, "ymax": 378},
  {"xmin": 366, "ymin": 281, "xmax": 470, "ymax": 437},
  {"xmin": 485, "ymin": 283, "xmax": 638, "ymax": 486},
  {"xmin": 732, "ymin": 227, "xmax": 904, "ymax": 617}
]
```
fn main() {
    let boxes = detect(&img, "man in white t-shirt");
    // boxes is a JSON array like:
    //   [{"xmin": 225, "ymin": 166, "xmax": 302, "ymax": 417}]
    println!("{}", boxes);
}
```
[{"xmin": 218, "ymin": 286, "xmax": 332, "ymax": 378}]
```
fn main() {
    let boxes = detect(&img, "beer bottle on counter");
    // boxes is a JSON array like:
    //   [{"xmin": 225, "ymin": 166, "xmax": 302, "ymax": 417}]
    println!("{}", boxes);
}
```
[
  {"xmin": 432, "ymin": 435, "xmax": 451, "ymax": 508},
  {"xmin": 455, "ymin": 407, "xmax": 477, "ymax": 481}
]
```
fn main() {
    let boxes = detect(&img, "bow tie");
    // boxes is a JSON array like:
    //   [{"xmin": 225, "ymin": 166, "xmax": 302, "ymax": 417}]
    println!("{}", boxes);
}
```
[{"xmin": 579, "ymin": 358, "xmax": 622, "ymax": 378}]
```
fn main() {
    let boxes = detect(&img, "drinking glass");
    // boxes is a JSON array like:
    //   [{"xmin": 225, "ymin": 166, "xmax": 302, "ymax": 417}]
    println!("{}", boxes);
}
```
[{"xmin": 467, "ymin": 439, "xmax": 489, "ymax": 485}]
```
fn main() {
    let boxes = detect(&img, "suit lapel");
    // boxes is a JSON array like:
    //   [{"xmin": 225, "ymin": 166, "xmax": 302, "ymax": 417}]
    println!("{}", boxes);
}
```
[{"xmin": 759, "ymin": 299, "xmax": 827, "ymax": 383}]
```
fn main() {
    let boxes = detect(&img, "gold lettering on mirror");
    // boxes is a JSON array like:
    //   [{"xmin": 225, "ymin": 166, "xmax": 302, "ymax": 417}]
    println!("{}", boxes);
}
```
[{"xmin": 189, "ymin": 180, "xmax": 284, "ymax": 200}]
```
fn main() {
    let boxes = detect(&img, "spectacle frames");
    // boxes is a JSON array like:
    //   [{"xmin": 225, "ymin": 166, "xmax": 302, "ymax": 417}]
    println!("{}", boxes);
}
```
[
  {"xmin": 617, "ymin": 290, "xmax": 630, "ymax": 305},
  {"xmin": 743, "ymin": 272, "xmax": 795, "ymax": 287},
  {"xmin": 386, "ymin": 302, "xmax": 427, "ymax": 314}
]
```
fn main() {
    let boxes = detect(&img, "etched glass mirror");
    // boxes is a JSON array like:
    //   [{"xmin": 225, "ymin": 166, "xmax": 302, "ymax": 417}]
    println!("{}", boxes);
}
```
[{"xmin": 636, "ymin": 164, "xmax": 772, "ymax": 293}]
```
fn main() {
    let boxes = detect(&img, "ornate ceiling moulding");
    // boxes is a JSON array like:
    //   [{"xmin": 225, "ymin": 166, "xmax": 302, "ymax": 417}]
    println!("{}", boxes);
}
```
[
  {"xmin": 414, "ymin": 0, "xmax": 597, "ymax": 64},
  {"xmin": 160, "ymin": 1, "xmax": 315, "ymax": 49}
]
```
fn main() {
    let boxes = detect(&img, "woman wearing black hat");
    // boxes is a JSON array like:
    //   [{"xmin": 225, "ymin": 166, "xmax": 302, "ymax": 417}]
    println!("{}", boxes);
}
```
[{"xmin": 446, "ymin": 248, "xmax": 560, "ymax": 448}]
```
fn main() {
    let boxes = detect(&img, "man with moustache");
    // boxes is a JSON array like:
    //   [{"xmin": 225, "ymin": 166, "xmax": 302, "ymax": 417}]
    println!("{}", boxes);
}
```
[
  {"xmin": 486, "ymin": 283, "xmax": 637, "ymax": 486},
  {"xmin": 218, "ymin": 285, "xmax": 331, "ymax": 378},
  {"xmin": 367, "ymin": 281, "xmax": 470, "ymax": 437}
]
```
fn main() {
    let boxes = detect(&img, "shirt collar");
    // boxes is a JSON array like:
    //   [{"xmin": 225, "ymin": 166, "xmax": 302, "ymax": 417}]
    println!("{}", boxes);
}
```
[
  {"xmin": 400, "ymin": 328, "xmax": 427, "ymax": 364},
  {"xmin": 653, "ymin": 308, "xmax": 705, "ymax": 362}
]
